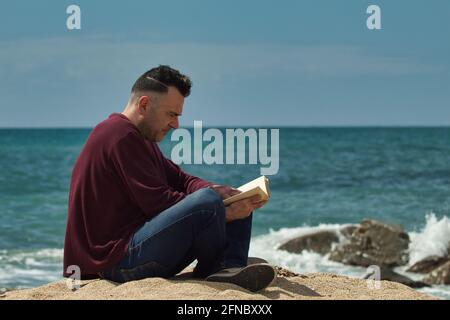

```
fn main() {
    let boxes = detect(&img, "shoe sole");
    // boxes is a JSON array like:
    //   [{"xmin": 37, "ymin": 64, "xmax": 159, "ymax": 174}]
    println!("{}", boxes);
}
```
[
  {"xmin": 206, "ymin": 264, "xmax": 276, "ymax": 292},
  {"xmin": 247, "ymin": 257, "xmax": 268, "ymax": 265}
]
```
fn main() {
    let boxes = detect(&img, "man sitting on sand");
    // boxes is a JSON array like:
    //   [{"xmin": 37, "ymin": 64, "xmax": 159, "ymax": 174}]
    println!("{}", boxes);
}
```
[{"xmin": 63, "ymin": 65, "xmax": 276, "ymax": 292}]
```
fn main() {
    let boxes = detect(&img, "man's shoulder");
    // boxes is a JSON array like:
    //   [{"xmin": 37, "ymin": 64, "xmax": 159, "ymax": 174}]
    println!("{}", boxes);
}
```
[
  {"xmin": 95, "ymin": 113, "xmax": 137, "ymax": 137},
  {"xmin": 95, "ymin": 113, "xmax": 133, "ymax": 132},
  {"xmin": 85, "ymin": 113, "xmax": 141, "ymax": 151}
]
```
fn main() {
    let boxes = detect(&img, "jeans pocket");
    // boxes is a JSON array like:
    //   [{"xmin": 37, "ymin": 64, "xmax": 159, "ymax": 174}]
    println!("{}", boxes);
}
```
[{"xmin": 119, "ymin": 260, "xmax": 167, "ymax": 282}]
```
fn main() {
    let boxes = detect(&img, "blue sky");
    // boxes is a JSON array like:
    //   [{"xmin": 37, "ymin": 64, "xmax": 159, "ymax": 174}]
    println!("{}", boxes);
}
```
[{"xmin": 0, "ymin": 0, "xmax": 449, "ymax": 127}]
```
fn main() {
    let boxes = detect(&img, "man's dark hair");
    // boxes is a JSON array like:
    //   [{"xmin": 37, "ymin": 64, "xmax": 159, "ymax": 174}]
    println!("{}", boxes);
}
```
[{"xmin": 131, "ymin": 65, "xmax": 192, "ymax": 97}]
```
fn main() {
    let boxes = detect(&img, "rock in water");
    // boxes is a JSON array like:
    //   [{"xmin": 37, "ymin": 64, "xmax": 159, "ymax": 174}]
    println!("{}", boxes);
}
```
[
  {"xmin": 363, "ymin": 266, "xmax": 429, "ymax": 288},
  {"xmin": 278, "ymin": 226, "xmax": 357, "ymax": 255},
  {"xmin": 423, "ymin": 260, "xmax": 450, "ymax": 285},
  {"xmin": 329, "ymin": 219, "xmax": 410, "ymax": 267},
  {"xmin": 407, "ymin": 256, "xmax": 449, "ymax": 274},
  {"xmin": 278, "ymin": 230, "xmax": 339, "ymax": 255}
]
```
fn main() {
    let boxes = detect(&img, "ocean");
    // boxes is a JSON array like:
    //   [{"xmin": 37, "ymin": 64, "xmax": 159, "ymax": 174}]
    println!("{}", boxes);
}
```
[{"xmin": 0, "ymin": 127, "xmax": 449, "ymax": 299}]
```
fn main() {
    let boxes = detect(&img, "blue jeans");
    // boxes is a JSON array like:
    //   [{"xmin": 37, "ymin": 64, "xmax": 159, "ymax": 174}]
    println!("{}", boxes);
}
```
[{"xmin": 101, "ymin": 188, "xmax": 252, "ymax": 283}]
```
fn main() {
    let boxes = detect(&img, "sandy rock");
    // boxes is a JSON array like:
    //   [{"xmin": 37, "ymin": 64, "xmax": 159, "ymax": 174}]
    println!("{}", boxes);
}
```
[{"xmin": 274, "ymin": 266, "xmax": 302, "ymax": 278}]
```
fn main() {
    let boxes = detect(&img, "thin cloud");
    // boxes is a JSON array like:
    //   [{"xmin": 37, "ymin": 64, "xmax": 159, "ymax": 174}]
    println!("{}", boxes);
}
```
[{"xmin": 0, "ymin": 36, "xmax": 442, "ymax": 84}]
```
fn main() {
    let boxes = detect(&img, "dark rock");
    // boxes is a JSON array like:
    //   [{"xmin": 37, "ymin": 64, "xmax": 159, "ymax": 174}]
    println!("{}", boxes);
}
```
[
  {"xmin": 407, "ymin": 256, "xmax": 449, "ymax": 274},
  {"xmin": 329, "ymin": 219, "xmax": 410, "ymax": 267},
  {"xmin": 278, "ymin": 230, "xmax": 339, "ymax": 255},
  {"xmin": 423, "ymin": 260, "xmax": 450, "ymax": 285},
  {"xmin": 363, "ymin": 266, "xmax": 430, "ymax": 288},
  {"xmin": 340, "ymin": 225, "xmax": 358, "ymax": 238},
  {"xmin": 278, "ymin": 225, "xmax": 357, "ymax": 255}
]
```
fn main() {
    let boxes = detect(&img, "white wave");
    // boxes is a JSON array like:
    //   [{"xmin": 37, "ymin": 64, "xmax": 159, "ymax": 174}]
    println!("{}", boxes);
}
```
[
  {"xmin": 408, "ymin": 213, "xmax": 450, "ymax": 265},
  {"xmin": 0, "ymin": 248, "xmax": 63, "ymax": 289},
  {"xmin": 417, "ymin": 285, "xmax": 450, "ymax": 300},
  {"xmin": 253, "ymin": 222, "xmax": 356, "ymax": 249},
  {"xmin": 249, "ymin": 223, "xmax": 367, "ymax": 278}
]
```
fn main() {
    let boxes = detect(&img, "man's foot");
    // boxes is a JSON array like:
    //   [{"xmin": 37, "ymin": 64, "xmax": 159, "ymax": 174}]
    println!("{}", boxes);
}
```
[
  {"xmin": 247, "ymin": 257, "xmax": 268, "ymax": 265},
  {"xmin": 205, "ymin": 263, "xmax": 276, "ymax": 292}
]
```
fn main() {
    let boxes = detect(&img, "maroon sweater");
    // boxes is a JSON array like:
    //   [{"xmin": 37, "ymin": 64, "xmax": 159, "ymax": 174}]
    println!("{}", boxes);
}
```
[{"xmin": 63, "ymin": 113, "xmax": 211, "ymax": 278}]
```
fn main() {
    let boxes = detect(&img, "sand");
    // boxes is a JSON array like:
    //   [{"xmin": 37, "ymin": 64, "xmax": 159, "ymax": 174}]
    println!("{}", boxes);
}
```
[{"xmin": 0, "ymin": 267, "xmax": 438, "ymax": 300}]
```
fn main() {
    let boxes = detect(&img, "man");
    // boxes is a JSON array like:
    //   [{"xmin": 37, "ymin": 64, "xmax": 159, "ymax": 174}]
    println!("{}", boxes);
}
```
[{"xmin": 63, "ymin": 65, "xmax": 275, "ymax": 292}]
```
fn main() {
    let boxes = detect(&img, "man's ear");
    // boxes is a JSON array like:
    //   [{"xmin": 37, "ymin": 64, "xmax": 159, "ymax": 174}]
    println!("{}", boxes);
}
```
[{"xmin": 137, "ymin": 95, "xmax": 150, "ymax": 115}]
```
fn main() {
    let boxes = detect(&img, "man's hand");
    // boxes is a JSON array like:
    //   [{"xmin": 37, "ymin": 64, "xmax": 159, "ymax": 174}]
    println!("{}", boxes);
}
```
[
  {"xmin": 210, "ymin": 184, "xmax": 268, "ymax": 222},
  {"xmin": 225, "ymin": 195, "xmax": 268, "ymax": 222},
  {"xmin": 210, "ymin": 184, "xmax": 241, "ymax": 200}
]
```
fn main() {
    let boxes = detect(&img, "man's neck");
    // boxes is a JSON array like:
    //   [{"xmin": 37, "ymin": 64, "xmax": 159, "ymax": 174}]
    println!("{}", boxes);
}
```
[
  {"xmin": 121, "ymin": 107, "xmax": 137, "ymax": 126},
  {"xmin": 121, "ymin": 107, "xmax": 148, "ymax": 139}
]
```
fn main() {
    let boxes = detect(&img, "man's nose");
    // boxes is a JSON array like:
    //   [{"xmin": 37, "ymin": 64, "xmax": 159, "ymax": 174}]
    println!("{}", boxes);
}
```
[{"xmin": 170, "ymin": 118, "xmax": 179, "ymax": 129}]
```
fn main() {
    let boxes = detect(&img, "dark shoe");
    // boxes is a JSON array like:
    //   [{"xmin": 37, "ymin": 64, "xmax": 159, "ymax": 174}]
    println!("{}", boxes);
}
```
[
  {"xmin": 205, "ymin": 263, "xmax": 276, "ymax": 292},
  {"xmin": 247, "ymin": 257, "xmax": 268, "ymax": 265}
]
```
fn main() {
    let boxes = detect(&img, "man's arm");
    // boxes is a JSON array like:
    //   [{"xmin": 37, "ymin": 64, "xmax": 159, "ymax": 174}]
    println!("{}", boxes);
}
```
[
  {"xmin": 163, "ymin": 156, "xmax": 212, "ymax": 194},
  {"xmin": 163, "ymin": 156, "xmax": 244, "ymax": 199},
  {"xmin": 161, "ymin": 147, "xmax": 268, "ymax": 222}
]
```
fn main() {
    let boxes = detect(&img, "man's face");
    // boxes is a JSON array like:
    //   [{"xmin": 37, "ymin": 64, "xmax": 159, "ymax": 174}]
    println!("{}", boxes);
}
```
[{"xmin": 139, "ymin": 86, "xmax": 184, "ymax": 142}]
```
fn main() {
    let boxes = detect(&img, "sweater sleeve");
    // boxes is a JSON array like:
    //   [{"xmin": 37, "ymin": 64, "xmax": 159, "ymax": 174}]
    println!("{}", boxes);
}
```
[
  {"xmin": 163, "ymin": 156, "xmax": 212, "ymax": 194},
  {"xmin": 110, "ymin": 132, "xmax": 187, "ymax": 219}
]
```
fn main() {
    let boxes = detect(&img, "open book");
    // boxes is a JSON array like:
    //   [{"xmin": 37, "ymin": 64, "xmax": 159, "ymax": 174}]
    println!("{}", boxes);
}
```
[{"xmin": 223, "ymin": 176, "xmax": 270, "ymax": 206}]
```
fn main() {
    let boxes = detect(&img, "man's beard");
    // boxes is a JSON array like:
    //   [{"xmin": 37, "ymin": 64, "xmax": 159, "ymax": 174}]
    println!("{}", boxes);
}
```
[{"xmin": 137, "ymin": 125, "xmax": 156, "ymax": 142}]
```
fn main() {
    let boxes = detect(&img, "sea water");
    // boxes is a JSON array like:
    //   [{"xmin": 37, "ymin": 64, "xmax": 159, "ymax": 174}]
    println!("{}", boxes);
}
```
[{"xmin": 0, "ymin": 127, "xmax": 449, "ymax": 299}]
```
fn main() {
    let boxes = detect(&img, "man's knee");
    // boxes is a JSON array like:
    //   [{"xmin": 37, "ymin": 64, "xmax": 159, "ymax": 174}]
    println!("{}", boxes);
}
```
[{"xmin": 190, "ymin": 188, "xmax": 225, "ymax": 219}]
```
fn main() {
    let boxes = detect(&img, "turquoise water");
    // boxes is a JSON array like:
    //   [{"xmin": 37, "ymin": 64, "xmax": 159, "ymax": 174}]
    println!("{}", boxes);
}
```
[{"xmin": 1, "ymin": 127, "xmax": 449, "ymax": 298}]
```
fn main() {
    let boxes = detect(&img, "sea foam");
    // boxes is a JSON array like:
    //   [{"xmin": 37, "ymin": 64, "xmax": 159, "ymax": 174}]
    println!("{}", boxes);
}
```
[{"xmin": 408, "ymin": 213, "xmax": 450, "ymax": 265}]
